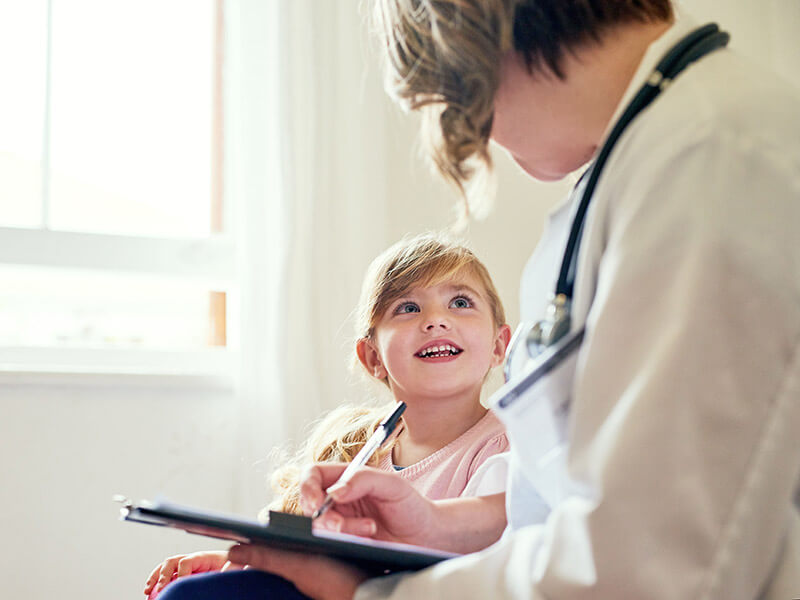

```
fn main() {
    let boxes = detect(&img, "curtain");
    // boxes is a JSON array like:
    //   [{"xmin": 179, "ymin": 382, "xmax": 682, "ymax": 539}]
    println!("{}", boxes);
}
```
[{"xmin": 230, "ymin": 0, "xmax": 394, "ymax": 514}]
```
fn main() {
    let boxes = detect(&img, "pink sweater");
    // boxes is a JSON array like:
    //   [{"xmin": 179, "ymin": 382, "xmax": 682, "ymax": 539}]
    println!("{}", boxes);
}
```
[{"xmin": 377, "ymin": 411, "xmax": 509, "ymax": 500}]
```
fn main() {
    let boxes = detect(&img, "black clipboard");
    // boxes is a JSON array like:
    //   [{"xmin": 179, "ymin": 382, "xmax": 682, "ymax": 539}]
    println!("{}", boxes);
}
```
[{"xmin": 118, "ymin": 498, "xmax": 458, "ymax": 575}]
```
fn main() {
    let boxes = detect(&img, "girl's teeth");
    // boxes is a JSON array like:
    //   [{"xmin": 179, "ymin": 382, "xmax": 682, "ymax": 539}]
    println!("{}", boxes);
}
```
[{"xmin": 420, "ymin": 344, "xmax": 459, "ymax": 357}]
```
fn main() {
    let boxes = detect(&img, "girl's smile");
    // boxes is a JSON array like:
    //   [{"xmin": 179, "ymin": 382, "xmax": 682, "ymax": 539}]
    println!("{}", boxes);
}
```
[{"xmin": 415, "ymin": 339, "xmax": 463, "ymax": 361}]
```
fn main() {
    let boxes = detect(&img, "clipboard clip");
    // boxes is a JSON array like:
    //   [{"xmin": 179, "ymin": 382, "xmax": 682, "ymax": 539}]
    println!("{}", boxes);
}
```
[{"xmin": 267, "ymin": 511, "xmax": 313, "ymax": 536}]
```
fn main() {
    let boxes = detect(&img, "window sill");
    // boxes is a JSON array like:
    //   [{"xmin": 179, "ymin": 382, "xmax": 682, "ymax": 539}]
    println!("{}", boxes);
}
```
[
  {"xmin": 0, "ymin": 347, "xmax": 237, "ymax": 390},
  {"xmin": 0, "ymin": 369, "xmax": 234, "ymax": 391}
]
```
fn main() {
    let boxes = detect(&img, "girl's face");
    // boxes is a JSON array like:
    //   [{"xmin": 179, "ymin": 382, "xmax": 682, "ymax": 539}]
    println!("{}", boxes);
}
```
[{"xmin": 357, "ymin": 271, "xmax": 511, "ymax": 404}]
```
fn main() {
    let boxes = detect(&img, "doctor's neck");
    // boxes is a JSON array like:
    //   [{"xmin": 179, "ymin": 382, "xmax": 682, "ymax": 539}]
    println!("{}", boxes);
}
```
[{"xmin": 559, "ymin": 19, "xmax": 673, "ymax": 160}]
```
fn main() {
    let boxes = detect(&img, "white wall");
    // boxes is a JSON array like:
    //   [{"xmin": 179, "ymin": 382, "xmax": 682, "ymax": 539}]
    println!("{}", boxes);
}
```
[
  {"xmin": 0, "ymin": 3, "xmax": 796, "ymax": 600},
  {"xmin": 0, "ymin": 378, "xmax": 239, "ymax": 598}
]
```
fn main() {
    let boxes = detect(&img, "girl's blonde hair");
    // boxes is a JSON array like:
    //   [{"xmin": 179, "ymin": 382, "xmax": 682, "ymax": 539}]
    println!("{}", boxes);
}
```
[
  {"xmin": 267, "ymin": 232, "xmax": 505, "ymax": 515},
  {"xmin": 371, "ymin": 0, "xmax": 673, "ymax": 215},
  {"xmin": 265, "ymin": 404, "xmax": 396, "ymax": 516}
]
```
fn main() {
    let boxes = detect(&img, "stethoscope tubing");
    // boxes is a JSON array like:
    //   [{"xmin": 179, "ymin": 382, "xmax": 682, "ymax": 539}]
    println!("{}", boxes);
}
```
[
  {"xmin": 554, "ymin": 24, "xmax": 730, "ymax": 302},
  {"xmin": 503, "ymin": 23, "xmax": 730, "ymax": 384}
]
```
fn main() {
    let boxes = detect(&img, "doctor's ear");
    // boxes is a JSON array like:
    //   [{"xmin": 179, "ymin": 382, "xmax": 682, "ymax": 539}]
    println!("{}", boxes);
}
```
[{"xmin": 356, "ymin": 337, "xmax": 387, "ymax": 380}]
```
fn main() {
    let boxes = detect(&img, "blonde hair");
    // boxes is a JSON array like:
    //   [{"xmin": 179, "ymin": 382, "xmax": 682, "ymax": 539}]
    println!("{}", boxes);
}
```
[
  {"xmin": 265, "ymin": 404, "xmax": 395, "ymax": 516},
  {"xmin": 371, "ymin": 0, "xmax": 673, "ymax": 215},
  {"xmin": 267, "ymin": 232, "xmax": 505, "ymax": 514},
  {"xmin": 373, "ymin": 0, "xmax": 514, "ymax": 216}
]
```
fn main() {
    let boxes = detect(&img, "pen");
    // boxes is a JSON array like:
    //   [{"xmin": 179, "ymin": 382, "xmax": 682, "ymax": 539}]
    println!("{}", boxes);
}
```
[{"xmin": 312, "ymin": 401, "xmax": 406, "ymax": 520}]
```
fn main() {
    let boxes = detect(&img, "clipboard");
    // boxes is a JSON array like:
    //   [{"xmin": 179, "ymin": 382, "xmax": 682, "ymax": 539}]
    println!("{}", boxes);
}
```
[{"xmin": 117, "ymin": 497, "xmax": 458, "ymax": 575}]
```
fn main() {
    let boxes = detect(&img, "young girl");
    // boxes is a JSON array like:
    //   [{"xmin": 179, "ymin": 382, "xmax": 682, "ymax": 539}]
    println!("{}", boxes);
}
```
[{"xmin": 144, "ymin": 232, "xmax": 512, "ymax": 598}]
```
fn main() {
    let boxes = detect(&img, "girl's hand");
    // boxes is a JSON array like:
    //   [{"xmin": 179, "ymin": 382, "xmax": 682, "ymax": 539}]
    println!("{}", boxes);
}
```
[{"xmin": 143, "ymin": 550, "xmax": 236, "ymax": 598}]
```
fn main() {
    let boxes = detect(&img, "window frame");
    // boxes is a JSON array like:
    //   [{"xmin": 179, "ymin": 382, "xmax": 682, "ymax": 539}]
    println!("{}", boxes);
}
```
[{"xmin": 0, "ymin": 0, "xmax": 239, "ymax": 384}]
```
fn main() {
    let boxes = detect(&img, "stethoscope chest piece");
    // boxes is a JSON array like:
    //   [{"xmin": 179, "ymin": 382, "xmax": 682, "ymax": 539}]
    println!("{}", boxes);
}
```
[
  {"xmin": 503, "ymin": 293, "xmax": 573, "ymax": 383},
  {"xmin": 527, "ymin": 293, "xmax": 572, "ymax": 357}
]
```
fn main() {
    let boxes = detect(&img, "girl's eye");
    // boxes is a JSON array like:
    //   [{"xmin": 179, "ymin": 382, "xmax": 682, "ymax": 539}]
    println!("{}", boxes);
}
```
[
  {"xmin": 450, "ymin": 296, "xmax": 473, "ymax": 309},
  {"xmin": 395, "ymin": 302, "xmax": 420, "ymax": 314}
]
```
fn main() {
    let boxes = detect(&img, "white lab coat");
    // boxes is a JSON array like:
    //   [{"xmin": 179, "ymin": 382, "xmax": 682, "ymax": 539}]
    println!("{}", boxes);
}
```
[{"xmin": 356, "ymin": 15, "xmax": 800, "ymax": 600}]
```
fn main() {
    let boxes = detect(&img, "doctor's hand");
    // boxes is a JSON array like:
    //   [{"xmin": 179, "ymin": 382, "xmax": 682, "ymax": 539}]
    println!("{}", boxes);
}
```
[
  {"xmin": 299, "ymin": 463, "xmax": 506, "ymax": 554},
  {"xmin": 300, "ymin": 463, "xmax": 440, "ymax": 548},
  {"xmin": 227, "ymin": 543, "xmax": 368, "ymax": 600}
]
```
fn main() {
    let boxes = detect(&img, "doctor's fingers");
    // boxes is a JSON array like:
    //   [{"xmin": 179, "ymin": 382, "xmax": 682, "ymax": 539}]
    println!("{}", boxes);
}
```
[
  {"xmin": 322, "ymin": 467, "xmax": 416, "ymax": 506},
  {"xmin": 333, "ymin": 515, "xmax": 378, "ymax": 537},
  {"xmin": 300, "ymin": 465, "xmax": 417, "ymax": 523},
  {"xmin": 298, "ymin": 463, "xmax": 348, "ymax": 514},
  {"xmin": 305, "ymin": 504, "xmax": 377, "ymax": 538}
]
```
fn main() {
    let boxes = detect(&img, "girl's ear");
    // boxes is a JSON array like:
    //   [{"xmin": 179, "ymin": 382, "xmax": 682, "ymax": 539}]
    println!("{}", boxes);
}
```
[
  {"xmin": 356, "ymin": 337, "xmax": 387, "ymax": 379},
  {"xmin": 490, "ymin": 324, "xmax": 512, "ymax": 368}
]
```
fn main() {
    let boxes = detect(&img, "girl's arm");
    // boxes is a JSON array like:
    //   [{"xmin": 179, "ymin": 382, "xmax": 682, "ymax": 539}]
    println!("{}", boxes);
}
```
[{"xmin": 424, "ymin": 493, "xmax": 506, "ymax": 553}]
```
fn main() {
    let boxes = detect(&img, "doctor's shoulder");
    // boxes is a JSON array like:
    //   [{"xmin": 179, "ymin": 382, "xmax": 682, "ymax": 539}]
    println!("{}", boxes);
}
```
[{"xmin": 620, "ymin": 47, "xmax": 800, "ymax": 177}]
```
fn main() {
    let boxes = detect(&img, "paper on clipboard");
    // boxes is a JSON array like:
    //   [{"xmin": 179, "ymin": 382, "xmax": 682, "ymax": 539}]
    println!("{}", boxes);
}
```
[{"xmin": 117, "ymin": 497, "xmax": 458, "ymax": 575}]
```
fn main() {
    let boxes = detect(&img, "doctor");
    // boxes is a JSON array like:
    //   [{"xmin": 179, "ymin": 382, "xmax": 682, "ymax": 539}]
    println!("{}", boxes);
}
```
[{"xmin": 162, "ymin": 1, "xmax": 800, "ymax": 598}]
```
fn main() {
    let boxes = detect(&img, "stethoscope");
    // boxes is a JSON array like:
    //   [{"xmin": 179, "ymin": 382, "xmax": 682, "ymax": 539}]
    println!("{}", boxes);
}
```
[{"xmin": 504, "ymin": 23, "xmax": 730, "ymax": 383}]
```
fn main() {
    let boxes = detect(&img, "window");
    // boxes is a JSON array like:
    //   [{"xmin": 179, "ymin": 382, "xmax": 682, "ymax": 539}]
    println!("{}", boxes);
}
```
[{"xmin": 0, "ymin": 0, "xmax": 235, "ymax": 378}]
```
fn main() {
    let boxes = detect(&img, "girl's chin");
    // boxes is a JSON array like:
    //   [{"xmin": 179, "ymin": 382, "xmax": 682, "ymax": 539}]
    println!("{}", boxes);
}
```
[{"xmin": 405, "ymin": 383, "xmax": 484, "ymax": 401}]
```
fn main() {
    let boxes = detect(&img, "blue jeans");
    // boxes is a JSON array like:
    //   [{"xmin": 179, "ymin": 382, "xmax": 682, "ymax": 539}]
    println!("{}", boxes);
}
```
[{"xmin": 157, "ymin": 570, "xmax": 312, "ymax": 599}]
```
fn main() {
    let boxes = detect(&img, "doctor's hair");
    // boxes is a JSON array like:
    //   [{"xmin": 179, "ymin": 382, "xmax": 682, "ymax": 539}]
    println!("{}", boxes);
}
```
[
  {"xmin": 265, "ymin": 232, "xmax": 505, "ymax": 516},
  {"xmin": 371, "ymin": 0, "xmax": 673, "ymax": 213}
]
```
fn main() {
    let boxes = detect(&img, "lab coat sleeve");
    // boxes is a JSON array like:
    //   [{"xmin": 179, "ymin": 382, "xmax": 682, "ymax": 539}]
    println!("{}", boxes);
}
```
[{"xmin": 355, "ymin": 124, "xmax": 800, "ymax": 599}]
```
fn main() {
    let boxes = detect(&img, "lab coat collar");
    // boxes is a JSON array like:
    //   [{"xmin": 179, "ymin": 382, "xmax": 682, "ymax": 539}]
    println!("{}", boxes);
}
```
[{"xmin": 545, "ymin": 166, "xmax": 592, "ymax": 222}]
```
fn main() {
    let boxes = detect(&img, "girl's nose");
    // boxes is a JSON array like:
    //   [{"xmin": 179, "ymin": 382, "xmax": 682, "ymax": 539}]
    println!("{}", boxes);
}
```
[{"xmin": 423, "ymin": 310, "xmax": 451, "ymax": 331}]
